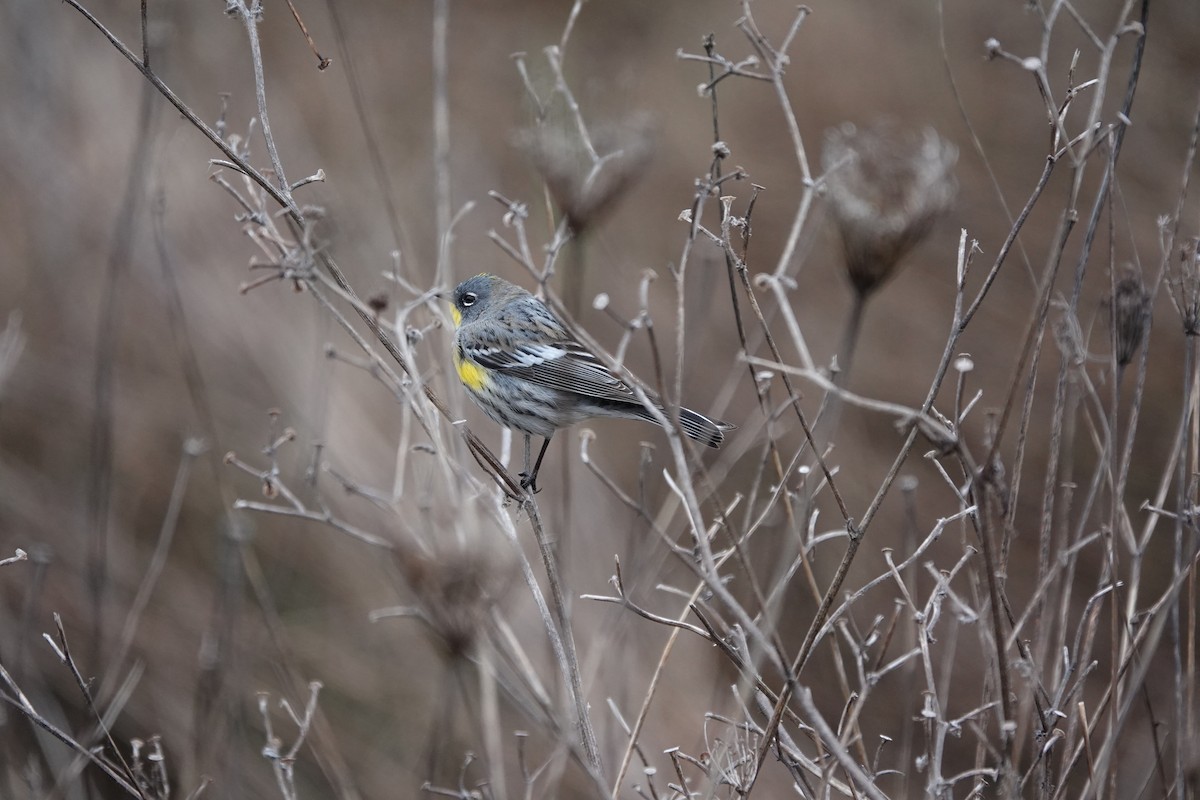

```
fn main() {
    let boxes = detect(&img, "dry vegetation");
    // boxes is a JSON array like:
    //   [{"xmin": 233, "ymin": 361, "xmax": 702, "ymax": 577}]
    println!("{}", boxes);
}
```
[{"xmin": 1, "ymin": 0, "xmax": 1199, "ymax": 798}]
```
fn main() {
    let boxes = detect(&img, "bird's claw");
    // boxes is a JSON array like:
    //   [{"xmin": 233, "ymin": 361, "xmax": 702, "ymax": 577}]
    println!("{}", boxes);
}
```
[{"xmin": 518, "ymin": 471, "xmax": 541, "ymax": 494}]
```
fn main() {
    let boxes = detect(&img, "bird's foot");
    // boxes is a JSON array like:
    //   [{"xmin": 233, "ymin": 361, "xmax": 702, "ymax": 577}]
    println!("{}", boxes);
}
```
[{"xmin": 518, "ymin": 471, "xmax": 541, "ymax": 494}]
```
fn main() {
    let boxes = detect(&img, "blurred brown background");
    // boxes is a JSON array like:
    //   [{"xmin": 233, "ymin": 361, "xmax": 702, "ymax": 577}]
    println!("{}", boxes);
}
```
[{"xmin": 1, "ymin": 0, "xmax": 1198, "ymax": 797}]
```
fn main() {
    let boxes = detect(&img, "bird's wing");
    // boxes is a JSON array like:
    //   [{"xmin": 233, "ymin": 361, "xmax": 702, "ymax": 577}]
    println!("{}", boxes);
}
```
[{"xmin": 460, "ymin": 329, "xmax": 641, "ymax": 405}]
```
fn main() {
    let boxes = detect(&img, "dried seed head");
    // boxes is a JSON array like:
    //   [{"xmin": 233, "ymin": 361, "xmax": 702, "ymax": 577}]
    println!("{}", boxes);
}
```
[
  {"xmin": 517, "ymin": 118, "xmax": 653, "ymax": 235},
  {"xmin": 822, "ymin": 122, "xmax": 958, "ymax": 297},
  {"xmin": 395, "ymin": 542, "xmax": 511, "ymax": 658},
  {"xmin": 1111, "ymin": 272, "xmax": 1150, "ymax": 367}
]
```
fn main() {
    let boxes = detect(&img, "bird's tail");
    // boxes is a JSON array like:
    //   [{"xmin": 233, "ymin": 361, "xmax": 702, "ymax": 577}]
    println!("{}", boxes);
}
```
[
  {"xmin": 628, "ymin": 404, "xmax": 734, "ymax": 448},
  {"xmin": 678, "ymin": 406, "xmax": 735, "ymax": 448}
]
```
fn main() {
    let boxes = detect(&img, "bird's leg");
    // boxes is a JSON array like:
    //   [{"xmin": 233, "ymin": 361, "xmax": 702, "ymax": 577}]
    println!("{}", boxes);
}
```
[
  {"xmin": 518, "ymin": 434, "xmax": 532, "ymax": 490},
  {"xmin": 519, "ymin": 435, "xmax": 552, "ymax": 493}
]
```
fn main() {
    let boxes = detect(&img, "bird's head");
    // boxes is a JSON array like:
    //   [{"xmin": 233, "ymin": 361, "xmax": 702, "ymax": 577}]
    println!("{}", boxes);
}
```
[{"xmin": 448, "ymin": 273, "xmax": 524, "ymax": 327}]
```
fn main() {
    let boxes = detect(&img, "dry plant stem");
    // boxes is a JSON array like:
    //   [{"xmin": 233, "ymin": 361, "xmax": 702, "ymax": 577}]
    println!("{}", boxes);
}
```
[
  {"xmin": 521, "ymin": 496, "xmax": 604, "ymax": 780},
  {"xmin": 281, "ymin": 0, "xmax": 331, "ymax": 68},
  {"xmin": 226, "ymin": 444, "xmax": 393, "ymax": 548},
  {"xmin": 720, "ymin": 216, "xmax": 851, "ymax": 526},
  {"xmin": 578, "ymin": 432, "xmax": 660, "ymax": 529},
  {"xmin": 485, "ymin": 513, "xmax": 578, "ymax": 727},
  {"xmin": 1050, "ymin": 388, "xmax": 1085, "ymax": 733},
  {"xmin": 87, "ymin": 55, "xmax": 156, "ymax": 672},
  {"xmin": 713, "ymin": 208, "xmax": 825, "ymax": 666},
  {"xmin": 309, "ymin": 273, "xmax": 520, "ymax": 497},
  {"xmin": 313, "ymin": 278, "xmax": 442, "ymax": 447},
  {"xmin": 1084, "ymin": 334, "xmax": 1134, "ymax": 795},
  {"xmin": 558, "ymin": 0, "xmax": 585, "ymax": 53},
  {"xmin": 57, "ymin": 664, "xmax": 149, "ymax": 795},
  {"xmin": 233, "ymin": 500, "xmax": 391, "ymax": 547},
  {"xmin": 62, "ymin": 0, "xmax": 527, "ymax": 505},
  {"xmin": 1001, "ymin": 347, "xmax": 1039, "ymax": 569},
  {"xmin": 1162, "ymin": 90, "xmax": 1200, "ymax": 319},
  {"xmin": 1113, "ymin": 330, "xmax": 1159, "ymax": 701},
  {"xmin": 697, "ymin": 37, "xmax": 779, "ymax": 480},
  {"xmin": 698, "ymin": 36, "xmax": 732, "ymax": 321},
  {"xmin": 605, "ymin": 703, "xmax": 659, "ymax": 794},
  {"xmin": 705, "ymin": 204, "xmax": 792, "ymax": 664},
  {"xmin": 139, "ymin": 0, "xmax": 147, "ymax": 65},
  {"xmin": 0, "ymin": 664, "xmax": 142, "ymax": 795},
  {"xmin": 1066, "ymin": 23, "xmax": 1147, "ymax": 314},
  {"xmin": 476, "ymin": 646, "xmax": 508, "ymax": 800},
  {"xmin": 234, "ymin": 0, "xmax": 294, "ymax": 206},
  {"xmin": 937, "ymin": 0, "xmax": 1037, "ymax": 289},
  {"xmin": 102, "ymin": 441, "xmax": 200, "ymax": 702},
  {"xmin": 985, "ymin": 0, "xmax": 1147, "ymax": 464},
  {"xmin": 971, "ymin": 477, "xmax": 1017, "ymax": 770},
  {"xmin": 1023, "ymin": 346, "xmax": 1077, "ymax": 792},
  {"xmin": 693, "ymin": 46, "xmax": 782, "ymax": 512},
  {"xmin": 795, "ymin": 688, "xmax": 889, "ymax": 800},
  {"xmin": 740, "ymin": 5, "xmax": 817, "ymax": 281},
  {"xmin": 988, "ymin": 6, "xmax": 1148, "ymax": 781},
  {"xmin": 729, "ymin": 7, "xmax": 825, "ymax": 379},
  {"xmin": 1035, "ymin": 325, "xmax": 1070, "ymax": 604},
  {"xmin": 49, "ymin": 615, "xmax": 144, "ymax": 795},
  {"xmin": 602, "ymin": 492, "xmax": 786, "ymax": 797},
  {"xmin": 960, "ymin": 158, "xmax": 1055, "ymax": 330},
  {"xmin": 544, "ymin": 43, "xmax": 597, "ymax": 164},
  {"xmin": 1062, "ymin": 556, "xmax": 1199, "ymax": 800},
  {"xmin": 653, "ymin": 454, "xmax": 786, "ymax": 678},
  {"xmin": 682, "ymin": 18, "xmax": 817, "ymax": 369},
  {"xmin": 1169, "ymin": 333, "xmax": 1199, "ymax": 791},
  {"xmin": 1114, "ymin": 272, "xmax": 1159, "ymax": 501},
  {"xmin": 486, "ymin": 609, "xmax": 554, "ymax": 713},
  {"xmin": 751, "ymin": 231, "xmax": 980, "ymax": 785},
  {"xmin": 838, "ymin": 292, "xmax": 867, "ymax": 384},
  {"xmin": 259, "ymin": 681, "xmax": 323, "ymax": 800},
  {"xmin": 1045, "ymin": 567, "xmax": 1164, "ymax": 795},
  {"xmin": 887, "ymin": 550, "xmax": 955, "ymax": 797},
  {"xmin": 235, "ymin": 541, "xmax": 362, "ymax": 798},
  {"xmin": 323, "ymin": 0, "xmax": 410, "ymax": 260},
  {"xmin": 62, "ymin": 0, "xmax": 289, "ymax": 217},
  {"xmin": 741, "ymin": 358, "xmax": 957, "ymax": 443},
  {"xmin": 432, "ymin": 0, "xmax": 451, "ymax": 285},
  {"xmin": 965, "ymin": 211, "xmax": 1080, "ymax": 772},
  {"xmin": 607, "ymin": 585, "xmax": 701, "ymax": 798},
  {"xmin": 151, "ymin": 194, "xmax": 242, "ymax": 516}
]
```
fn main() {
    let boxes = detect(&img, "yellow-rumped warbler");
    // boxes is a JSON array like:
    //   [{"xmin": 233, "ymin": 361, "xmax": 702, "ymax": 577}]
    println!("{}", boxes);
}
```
[{"xmin": 449, "ymin": 273, "xmax": 734, "ymax": 492}]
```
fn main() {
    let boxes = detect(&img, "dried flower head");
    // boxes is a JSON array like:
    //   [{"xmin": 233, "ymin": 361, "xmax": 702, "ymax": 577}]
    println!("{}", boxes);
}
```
[
  {"xmin": 517, "ymin": 118, "xmax": 653, "ymax": 234},
  {"xmin": 394, "ymin": 542, "xmax": 510, "ymax": 658},
  {"xmin": 1111, "ymin": 272, "xmax": 1150, "ymax": 367},
  {"xmin": 822, "ymin": 122, "xmax": 958, "ymax": 297}
]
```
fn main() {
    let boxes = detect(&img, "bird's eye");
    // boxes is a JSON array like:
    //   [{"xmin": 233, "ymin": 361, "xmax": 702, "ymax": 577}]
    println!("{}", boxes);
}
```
[{"xmin": 461, "ymin": 292, "xmax": 478, "ymax": 307}]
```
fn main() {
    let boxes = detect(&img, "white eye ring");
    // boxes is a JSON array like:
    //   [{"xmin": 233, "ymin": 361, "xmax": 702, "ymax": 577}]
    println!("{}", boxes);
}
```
[{"xmin": 461, "ymin": 292, "xmax": 478, "ymax": 307}]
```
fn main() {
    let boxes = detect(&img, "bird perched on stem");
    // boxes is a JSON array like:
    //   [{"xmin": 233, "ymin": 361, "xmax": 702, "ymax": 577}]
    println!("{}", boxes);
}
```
[{"xmin": 448, "ymin": 273, "xmax": 733, "ymax": 492}]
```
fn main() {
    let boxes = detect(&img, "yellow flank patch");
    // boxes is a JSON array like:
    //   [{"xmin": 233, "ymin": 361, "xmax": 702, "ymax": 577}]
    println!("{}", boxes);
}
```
[
  {"xmin": 454, "ymin": 349, "xmax": 489, "ymax": 392},
  {"xmin": 448, "ymin": 304, "xmax": 462, "ymax": 327}
]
